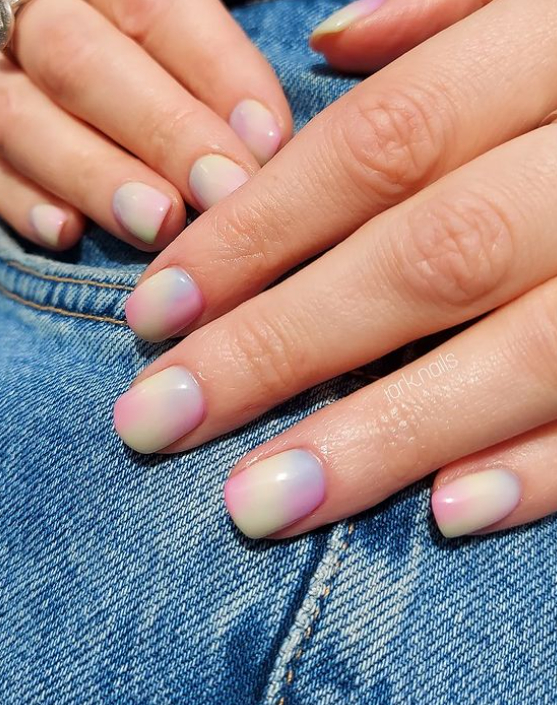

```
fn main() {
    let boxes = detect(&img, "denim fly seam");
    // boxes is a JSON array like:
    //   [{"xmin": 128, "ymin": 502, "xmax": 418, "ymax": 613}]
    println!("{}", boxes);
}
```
[{"xmin": 263, "ymin": 521, "xmax": 356, "ymax": 705}]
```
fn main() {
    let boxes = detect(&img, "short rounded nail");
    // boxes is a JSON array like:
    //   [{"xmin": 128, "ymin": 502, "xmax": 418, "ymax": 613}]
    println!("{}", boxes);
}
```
[
  {"xmin": 224, "ymin": 449, "xmax": 326, "ymax": 539},
  {"xmin": 30, "ymin": 204, "xmax": 67, "ymax": 246},
  {"xmin": 229, "ymin": 100, "xmax": 281, "ymax": 166},
  {"xmin": 312, "ymin": 0, "xmax": 386, "ymax": 39},
  {"xmin": 125, "ymin": 267, "xmax": 204, "ymax": 342},
  {"xmin": 432, "ymin": 469, "xmax": 522, "ymax": 538},
  {"xmin": 114, "ymin": 366, "xmax": 205, "ymax": 454},
  {"xmin": 113, "ymin": 182, "xmax": 172, "ymax": 244},
  {"xmin": 189, "ymin": 154, "xmax": 249, "ymax": 211}
]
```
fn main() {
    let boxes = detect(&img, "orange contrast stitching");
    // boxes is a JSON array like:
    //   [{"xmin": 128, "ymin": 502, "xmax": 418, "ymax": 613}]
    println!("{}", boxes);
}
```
[
  {"xmin": 2, "ymin": 259, "xmax": 135, "ymax": 291},
  {"xmin": 277, "ymin": 522, "xmax": 355, "ymax": 704},
  {"xmin": 0, "ymin": 283, "xmax": 127, "ymax": 326}
]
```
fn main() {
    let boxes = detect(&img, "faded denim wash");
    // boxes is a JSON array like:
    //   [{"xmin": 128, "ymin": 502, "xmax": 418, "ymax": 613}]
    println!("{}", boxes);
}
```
[{"xmin": 0, "ymin": 1, "xmax": 556, "ymax": 703}]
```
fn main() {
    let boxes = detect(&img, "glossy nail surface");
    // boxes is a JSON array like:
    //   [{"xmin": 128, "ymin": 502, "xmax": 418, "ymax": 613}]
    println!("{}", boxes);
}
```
[
  {"xmin": 113, "ymin": 182, "xmax": 172, "ymax": 244},
  {"xmin": 229, "ymin": 100, "xmax": 281, "ymax": 166},
  {"xmin": 126, "ymin": 267, "xmax": 203, "ymax": 342},
  {"xmin": 432, "ymin": 469, "xmax": 521, "ymax": 538},
  {"xmin": 189, "ymin": 154, "xmax": 249, "ymax": 211},
  {"xmin": 224, "ymin": 449, "xmax": 326, "ymax": 539},
  {"xmin": 312, "ymin": 0, "xmax": 386, "ymax": 38},
  {"xmin": 114, "ymin": 366, "xmax": 204, "ymax": 454},
  {"xmin": 30, "ymin": 204, "xmax": 67, "ymax": 246}
]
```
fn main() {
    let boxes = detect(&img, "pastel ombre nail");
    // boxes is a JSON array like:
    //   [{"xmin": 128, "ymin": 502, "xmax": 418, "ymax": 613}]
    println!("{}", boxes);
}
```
[
  {"xmin": 30, "ymin": 204, "xmax": 67, "ymax": 246},
  {"xmin": 114, "ymin": 366, "xmax": 205, "ymax": 454},
  {"xmin": 432, "ymin": 469, "xmax": 521, "ymax": 538},
  {"xmin": 312, "ymin": 0, "xmax": 386, "ymax": 38},
  {"xmin": 113, "ymin": 182, "xmax": 172, "ymax": 244},
  {"xmin": 189, "ymin": 154, "xmax": 249, "ymax": 211},
  {"xmin": 224, "ymin": 450, "xmax": 326, "ymax": 539},
  {"xmin": 229, "ymin": 100, "xmax": 281, "ymax": 166},
  {"xmin": 125, "ymin": 267, "xmax": 203, "ymax": 342}
]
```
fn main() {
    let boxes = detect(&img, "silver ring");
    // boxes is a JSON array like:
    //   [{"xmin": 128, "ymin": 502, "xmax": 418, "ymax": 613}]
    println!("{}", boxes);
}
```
[{"xmin": 0, "ymin": 0, "xmax": 33, "ymax": 52}]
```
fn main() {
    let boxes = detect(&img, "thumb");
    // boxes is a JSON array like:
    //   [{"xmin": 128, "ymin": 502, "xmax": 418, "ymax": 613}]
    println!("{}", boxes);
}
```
[{"xmin": 310, "ymin": 0, "xmax": 492, "ymax": 74}]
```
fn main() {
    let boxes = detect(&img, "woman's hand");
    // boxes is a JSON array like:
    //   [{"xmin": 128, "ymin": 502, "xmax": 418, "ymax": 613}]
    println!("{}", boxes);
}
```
[
  {"xmin": 0, "ymin": 0, "xmax": 291, "ymax": 251},
  {"xmin": 114, "ymin": 0, "xmax": 557, "ymax": 540}
]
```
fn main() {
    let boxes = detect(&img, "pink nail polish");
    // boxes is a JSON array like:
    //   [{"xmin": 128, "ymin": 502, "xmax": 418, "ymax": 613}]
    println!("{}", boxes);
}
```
[
  {"xmin": 125, "ymin": 267, "xmax": 204, "ymax": 342},
  {"xmin": 224, "ymin": 450, "xmax": 326, "ymax": 538},
  {"xmin": 114, "ymin": 366, "xmax": 205, "ymax": 454},
  {"xmin": 229, "ymin": 100, "xmax": 281, "ymax": 166},
  {"xmin": 113, "ymin": 182, "xmax": 172, "ymax": 244},
  {"xmin": 189, "ymin": 155, "xmax": 249, "ymax": 211},
  {"xmin": 30, "ymin": 205, "xmax": 67, "ymax": 246},
  {"xmin": 432, "ymin": 469, "xmax": 521, "ymax": 538},
  {"xmin": 312, "ymin": 0, "xmax": 386, "ymax": 38}
]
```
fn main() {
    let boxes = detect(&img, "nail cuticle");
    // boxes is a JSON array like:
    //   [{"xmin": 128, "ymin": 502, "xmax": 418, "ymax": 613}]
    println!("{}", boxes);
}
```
[
  {"xmin": 114, "ymin": 365, "xmax": 205, "ymax": 454},
  {"xmin": 30, "ymin": 204, "xmax": 67, "ymax": 246},
  {"xmin": 113, "ymin": 182, "xmax": 172, "ymax": 244},
  {"xmin": 431, "ymin": 468, "xmax": 522, "ymax": 538},
  {"xmin": 229, "ymin": 99, "xmax": 282, "ymax": 166},
  {"xmin": 189, "ymin": 154, "xmax": 249, "ymax": 211},
  {"xmin": 225, "ymin": 448, "xmax": 326, "ymax": 539},
  {"xmin": 312, "ymin": 0, "xmax": 387, "ymax": 38},
  {"xmin": 125, "ymin": 266, "xmax": 204, "ymax": 342}
]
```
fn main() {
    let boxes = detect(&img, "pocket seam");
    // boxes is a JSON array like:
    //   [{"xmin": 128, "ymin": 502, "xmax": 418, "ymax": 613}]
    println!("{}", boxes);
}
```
[
  {"xmin": 4, "ymin": 260, "xmax": 135, "ymax": 291},
  {"xmin": 0, "ymin": 282, "xmax": 127, "ymax": 326}
]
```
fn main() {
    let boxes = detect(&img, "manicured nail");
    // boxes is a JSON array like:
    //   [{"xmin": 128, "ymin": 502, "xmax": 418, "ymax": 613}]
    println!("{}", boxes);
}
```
[
  {"xmin": 224, "ymin": 449, "xmax": 326, "ymax": 539},
  {"xmin": 189, "ymin": 154, "xmax": 249, "ymax": 211},
  {"xmin": 312, "ymin": 0, "xmax": 386, "ymax": 38},
  {"xmin": 229, "ymin": 99, "xmax": 281, "ymax": 166},
  {"xmin": 30, "ymin": 204, "xmax": 67, "ymax": 246},
  {"xmin": 113, "ymin": 182, "xmax": 172, "ymax": 244},
  {"xmin": 125, "ymin": 267, "xmax": 203, "ymax": 342},
  {"xmin": 114, "ymin": 366, "xmax": 205, "ymax": 454},
  {"xmin": 432, "ymin": 469, "xmax": 521, "ymax": 538}
]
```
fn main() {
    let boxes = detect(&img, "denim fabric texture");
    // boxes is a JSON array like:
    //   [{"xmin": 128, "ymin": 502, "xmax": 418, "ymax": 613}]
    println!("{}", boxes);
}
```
[{"xmin": 1, "ymin": 1, "xmax": 556, "ymax": 703}]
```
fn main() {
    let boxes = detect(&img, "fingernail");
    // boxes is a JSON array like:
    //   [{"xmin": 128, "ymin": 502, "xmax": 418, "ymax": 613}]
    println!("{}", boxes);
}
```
[
  {"xmin": 224, "ymin": 449, "xmax": 326, "ymax": 539},
  {"xmin": 113, "ymin": 182, "xmax": 172, "ymax": 244},
  {"xmin": 432, "ymin": 469, "xmax": 521, "ymax": 538},
  {"xmin": 30, "ymin": 204, "xmax": 67, "ymax": 246},
  {"xmin": 125, "ymin": 267, "xmax": 203, "ymax": 342},
  {"xmin": 229, "ymin": 100, "xmax": 281, "ymax": 166},
  {"xmin": 189, "ymin": 154, "xmax": 249, "ymax": 211},
  {"xmin": 114, "ymin": 366, "xmax": 205, "ymax": 454},
  {"xmin": 312, "ymin": 0, "xmax": 386, "ymax": 39}
]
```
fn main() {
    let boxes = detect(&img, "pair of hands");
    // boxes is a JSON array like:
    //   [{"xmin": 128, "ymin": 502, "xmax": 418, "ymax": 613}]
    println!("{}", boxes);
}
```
[{"xmin": 4, "ymin": 0, "xmax": 557, "ymax": 542}]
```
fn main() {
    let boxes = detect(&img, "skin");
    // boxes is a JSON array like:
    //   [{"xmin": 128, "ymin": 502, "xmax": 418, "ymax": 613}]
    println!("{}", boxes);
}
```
[
  {"xmin": 116, "ymin": 0, "xmax": 557, "ymax": 539},
  {"xmin": 0, "ymin": 0, "xmax": 292, "ymax": 251}
]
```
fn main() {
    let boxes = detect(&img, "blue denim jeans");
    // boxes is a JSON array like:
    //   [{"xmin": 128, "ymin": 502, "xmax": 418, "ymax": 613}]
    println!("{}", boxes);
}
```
[{"xmin": 1, "ymin": 1, "xmax": 556, "ymax": 703}]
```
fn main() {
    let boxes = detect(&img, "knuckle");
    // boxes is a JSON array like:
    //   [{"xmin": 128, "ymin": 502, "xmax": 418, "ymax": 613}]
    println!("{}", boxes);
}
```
[
  {"xmin": 331, "ymin": 86, "xmax": 448, "ymax": 204},
  {"xmin": 110, "ymin": 0, "xmax": 170, "ymax": 43},
  {"xmin": 395, "ymin": 193, "xmax": 515, "ymax": 308},
  {"xmin": 145, "ymin": 104, "xmax": 197, "ymax": 169},
  {"xmin": 205, "ymin": 199, "xmax": 290, "ymax": 280},
  {"xmin": 227, "ymin": 306, "xmax": 308, "ymax": 400},
  {"xmin": 32, "ymin": 15, "xmax": 96, "ymax": 101}
]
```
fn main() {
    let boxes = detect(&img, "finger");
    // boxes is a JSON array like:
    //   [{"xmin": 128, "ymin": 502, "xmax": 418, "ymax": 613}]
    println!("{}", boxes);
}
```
[
  {"xmin": 129, "ymin": 0, "xmax": 557, "ymax": 337},
  {"xmin": 0, "ymin": 159, "xmax": 83, "ymax": 249},
  {"xmin": 14, "ymin": 0, "xmax": 259, "ymax": 211},
  {"xmin": 0, "ymin": 57, "xmax": 185, "ymax": 250},
  {"xmin": 431, "ymin": 422, "xmax": 557, "ymax": 538},
  {"xmin": 222, "ymin": 275, "xmax": 557, "ymax": 539},
  {"xmin": 310, "ymin": 0, "xmax": 492, "ymax": 73},
  {"xmin": 116, "ymin": 122, "xmax": 557, "ymax": 453},
  {"xmin": 91, "ymin": 0, "xmax": 292, "ymax": 165}
]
